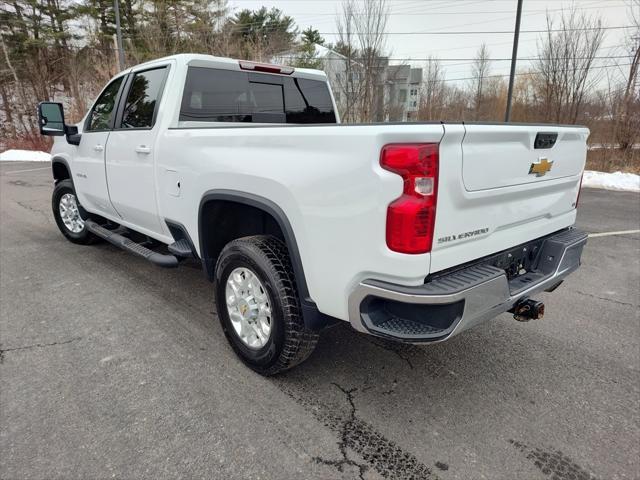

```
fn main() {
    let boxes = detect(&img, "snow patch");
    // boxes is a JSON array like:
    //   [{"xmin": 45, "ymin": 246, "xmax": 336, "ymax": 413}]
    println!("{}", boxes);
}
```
[
  {"xmin": 0, "ymin": 149, "xmax": 51, "ymax": 162},
  {"xmin": 583, "ymin": 170, "xmax": 640, "ymax": 193}
]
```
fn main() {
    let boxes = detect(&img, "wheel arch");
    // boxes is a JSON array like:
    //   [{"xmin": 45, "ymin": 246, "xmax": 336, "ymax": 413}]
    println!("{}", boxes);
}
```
[
  {"xmin": 51, "ymin": 156, "xmax": 72, "ymax": 184},
  {"xmin": 198, "ymin": 189, "xmax": 337, "ymax": 330}
]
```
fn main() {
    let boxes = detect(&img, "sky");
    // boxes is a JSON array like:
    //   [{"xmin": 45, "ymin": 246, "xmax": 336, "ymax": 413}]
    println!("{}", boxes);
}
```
[{"xmin": 226, "ymin": 0, "xmax": 637, "ymax": 87}]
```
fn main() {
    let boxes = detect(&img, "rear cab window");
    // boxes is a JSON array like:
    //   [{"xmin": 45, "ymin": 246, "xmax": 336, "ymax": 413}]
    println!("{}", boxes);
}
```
[{"xmin": 179, "ymin": 66, "xmax": 336, "ymax": 125}]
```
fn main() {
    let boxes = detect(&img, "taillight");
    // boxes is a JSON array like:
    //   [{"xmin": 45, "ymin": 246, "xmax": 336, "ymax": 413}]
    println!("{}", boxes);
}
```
[{"xmin": 381, "ymin": 143, "xmax": 439, "ymax": 254}]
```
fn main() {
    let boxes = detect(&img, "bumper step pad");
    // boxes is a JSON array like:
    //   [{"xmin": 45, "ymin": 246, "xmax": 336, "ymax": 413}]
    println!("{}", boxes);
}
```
[
  {"xmin": 366, "ymin": 263, "xmax": 504, "ymax": 296},
  {"xmin": 371, "ymin": 317, "xmax": 445, "ymax": 337}
]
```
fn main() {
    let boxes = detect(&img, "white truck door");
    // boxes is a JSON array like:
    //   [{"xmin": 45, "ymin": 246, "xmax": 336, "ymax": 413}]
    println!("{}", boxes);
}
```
[
  {"xmin": 73, "ymin": 76, "xmax": 125, "ymax": 218},
  {"xmin": 105, "ymin": 66, "xmax": 169, "ymax": 236}
]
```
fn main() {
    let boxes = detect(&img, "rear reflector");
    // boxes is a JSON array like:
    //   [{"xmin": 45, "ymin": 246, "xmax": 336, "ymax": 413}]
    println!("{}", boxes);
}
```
[
  {"xmin": 238, "ymin": 61, "xmax": 294, "ymax": 75},
  {"xmin": 381, "ymin": 144, "xmax": 439, "ymax": 254}
]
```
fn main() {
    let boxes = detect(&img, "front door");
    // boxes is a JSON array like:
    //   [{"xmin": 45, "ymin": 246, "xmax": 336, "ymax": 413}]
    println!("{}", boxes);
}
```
[
  {"xmin": 105, "ymin": 66, "xmax": 169, "ymax": 236},
  {"xmin": 73, "ymin": 76, "xmax": 125, "ymax": 217}
]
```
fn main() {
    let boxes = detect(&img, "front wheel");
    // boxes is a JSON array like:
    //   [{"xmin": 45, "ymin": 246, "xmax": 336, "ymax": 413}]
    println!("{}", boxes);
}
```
[
  {"xmin": 52, "ymin": 179, "xmax": 95, "ymax": 244},
  {"xmin": 214, "ymin": 235, "xmax": 318, "ymax": 375}
]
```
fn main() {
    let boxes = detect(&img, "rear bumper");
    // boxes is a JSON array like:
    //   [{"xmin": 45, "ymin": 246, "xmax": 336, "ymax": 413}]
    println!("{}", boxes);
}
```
[{"xmin": 348, "ymin": 228, "xmax": 588, "ymax": 343}]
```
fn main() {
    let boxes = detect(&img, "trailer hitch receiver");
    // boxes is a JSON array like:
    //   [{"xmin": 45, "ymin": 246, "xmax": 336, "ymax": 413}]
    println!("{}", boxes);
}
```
[{"xmin": 511, "ymin": 298, "xmax": 545, "ymax": 322}]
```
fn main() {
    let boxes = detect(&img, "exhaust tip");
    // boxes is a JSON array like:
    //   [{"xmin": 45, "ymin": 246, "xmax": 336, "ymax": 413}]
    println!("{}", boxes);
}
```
[{"xmin": 511, "ymin": 299, "xmax": 545, "ymax": 322}]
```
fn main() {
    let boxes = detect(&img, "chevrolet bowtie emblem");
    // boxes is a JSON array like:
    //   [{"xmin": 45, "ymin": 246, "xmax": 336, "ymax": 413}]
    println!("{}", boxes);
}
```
[{"xmin": 529, "ymin": 157, "xmax": 554, "ymax": 177}]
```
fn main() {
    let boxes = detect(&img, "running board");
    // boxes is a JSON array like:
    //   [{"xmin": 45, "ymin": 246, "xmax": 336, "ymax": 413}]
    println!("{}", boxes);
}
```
[{"xmin": 85, "ymin": 220, "xmax": 179, "ymax": 268}]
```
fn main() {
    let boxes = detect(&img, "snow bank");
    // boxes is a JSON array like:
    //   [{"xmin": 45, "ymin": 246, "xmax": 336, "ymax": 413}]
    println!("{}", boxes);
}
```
[
  {"xmin": 0, "ymin": 149, "xmax": 51, "ymax": 162},
  {"xmin": 583, "ymin": 170, "xmax": 640, "ymax": 193}
]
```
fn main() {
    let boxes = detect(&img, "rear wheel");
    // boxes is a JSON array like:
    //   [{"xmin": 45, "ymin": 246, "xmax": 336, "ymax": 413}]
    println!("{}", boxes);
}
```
[
  {"xmin": 52, "ymin": 179, "xmax": 96, "ymax": 244},
  {"xmin": 214, "ymin": 235, "xmax": 318, "ymax": 375}
]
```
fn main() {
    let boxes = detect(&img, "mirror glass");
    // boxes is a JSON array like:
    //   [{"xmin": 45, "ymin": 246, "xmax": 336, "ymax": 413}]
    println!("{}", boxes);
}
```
[{"xmin": 39, "ymin": 103, "xmax": 65, "ymax": 134}]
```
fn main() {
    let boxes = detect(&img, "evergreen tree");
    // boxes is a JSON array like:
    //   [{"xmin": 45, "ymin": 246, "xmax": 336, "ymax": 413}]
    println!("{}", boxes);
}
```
[
  {"xmin": 228, "ymin": 7, "xmax": 297, "ymax": 61},
  {"xmin": 293, "ymin": 27, "xmax": 324, "ymax": 69}
]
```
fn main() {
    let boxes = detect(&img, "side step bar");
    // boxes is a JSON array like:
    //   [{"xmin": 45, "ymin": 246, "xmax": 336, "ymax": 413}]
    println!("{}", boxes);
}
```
[{"xmin": 85, "ymin": 219, "xmax": 179, "ymax": 268}]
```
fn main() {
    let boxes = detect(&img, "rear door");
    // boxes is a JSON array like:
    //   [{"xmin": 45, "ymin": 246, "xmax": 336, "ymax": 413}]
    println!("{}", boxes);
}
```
[{"xmin": 105, "ymin": 65, "xmax": 170, "ymax": 236}]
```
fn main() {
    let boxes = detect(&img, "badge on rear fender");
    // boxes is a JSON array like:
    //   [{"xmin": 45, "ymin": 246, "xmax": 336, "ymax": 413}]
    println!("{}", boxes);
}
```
[{"xmin": 529, "ymin": 157, "xmax": 553, "ymax": 177}]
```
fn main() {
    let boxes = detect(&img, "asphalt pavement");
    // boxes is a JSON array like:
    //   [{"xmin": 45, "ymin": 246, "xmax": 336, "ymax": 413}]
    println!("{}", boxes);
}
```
[{"xmin": 1, "ymin": 162, "xmax": 639, "ymax": 480}]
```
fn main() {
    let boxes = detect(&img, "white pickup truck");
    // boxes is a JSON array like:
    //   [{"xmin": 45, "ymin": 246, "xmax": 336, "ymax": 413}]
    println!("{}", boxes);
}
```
[{"xmin": 38, "ymin": 54, "xmax": 588, "ymax": 375}]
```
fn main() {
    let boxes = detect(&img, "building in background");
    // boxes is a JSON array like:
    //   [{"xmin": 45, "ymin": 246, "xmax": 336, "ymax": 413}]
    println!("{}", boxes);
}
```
[
  {"xmin": 275, "ymin": 44, "xmax": 422, "ymax": 123},
  {"xmin": 381, "ymin": 64, "xmax": 423, "ymax": 122}
]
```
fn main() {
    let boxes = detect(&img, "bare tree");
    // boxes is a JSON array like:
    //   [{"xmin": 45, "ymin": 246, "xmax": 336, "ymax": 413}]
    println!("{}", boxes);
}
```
[
  {"xmin": 611, "ymin": 0, "xmax": 639, "ymax": 151},
  {"xmin": 335, "ymin": 1, "xmax": 359, "ymax": 122},
  {"xmin": 419, "ymin": 56, "xmax": 446, "ymax": 120},
  {"xmin": 336, "ymin": 0, "xmax": 388, "ymax": 122},
  {"xmin": 535, "ymin": 7, "xmax": 605, "ymax": 123},
  {"xmin": 0, "ymin": 32, "xmax": 41, "ymax": 149},
  {"xmin": 510, "ymin": 73, "xmax": 538, "ymax": 122},
  {"xmin": 353, "ymin": 0, "xmax": 388, "ymax": 122},
  {"xmin": 470, "ymin": 43, "xmax": 491, "ymax": 120}
]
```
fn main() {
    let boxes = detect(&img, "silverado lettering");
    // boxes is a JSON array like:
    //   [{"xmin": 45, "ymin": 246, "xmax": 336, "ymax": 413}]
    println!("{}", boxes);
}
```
[{"xmin": 438, "ymin": 228, "xmax": 490, "ymax": 244}]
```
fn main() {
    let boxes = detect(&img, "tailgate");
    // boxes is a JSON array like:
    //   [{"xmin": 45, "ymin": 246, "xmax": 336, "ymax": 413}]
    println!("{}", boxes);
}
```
[
  {"xmin": 462, "ymin": 124, "xmax": 588, "ymax": 191},
  {"xmin": 430, "ymin": 123, "xmax": 588, "ymax": 274}
]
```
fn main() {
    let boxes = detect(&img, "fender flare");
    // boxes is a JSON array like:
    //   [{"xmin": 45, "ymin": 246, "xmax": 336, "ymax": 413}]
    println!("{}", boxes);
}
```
[
  {"xmin": 51, "ymin": 156, "xmax": 72, "ymax": 184},
  {"xmin": 198, "ymin": 189, "xmax": 336, "ymax": 330}
]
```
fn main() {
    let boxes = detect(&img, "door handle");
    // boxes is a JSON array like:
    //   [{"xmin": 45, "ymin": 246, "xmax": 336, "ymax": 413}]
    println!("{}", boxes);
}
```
[
  {"xmin": 94, "ymin": 144, "xmax": 104, "ymax": 152},
  {"xmin": 135, "ymin": 145, "xmax": 151, "ymax": 154}
]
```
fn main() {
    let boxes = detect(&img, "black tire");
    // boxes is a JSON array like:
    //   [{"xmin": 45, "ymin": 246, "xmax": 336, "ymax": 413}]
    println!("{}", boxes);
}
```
[
  {"xmin": 52, "ymin": 179, "xmax": 96, "ymax": 245},
  {"xmin": 214, "ymin": 235, "xmax": 319, "ymax": 375}
]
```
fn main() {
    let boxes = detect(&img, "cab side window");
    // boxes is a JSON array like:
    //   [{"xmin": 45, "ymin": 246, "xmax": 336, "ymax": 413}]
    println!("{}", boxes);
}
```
[
  {"xmin": 120, "ymin": 67, "xmax": 167, "ymax": 129},
  {"xmin": 87, "ymin": 77, "xmax": 124, "ymax": 131}
]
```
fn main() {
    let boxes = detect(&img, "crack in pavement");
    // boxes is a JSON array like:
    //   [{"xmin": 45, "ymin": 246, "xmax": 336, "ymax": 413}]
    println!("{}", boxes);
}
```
[
  {"xmin": 278, "ymin": 380, "xmax": 440, "ymax": 480},
  {"xmin": 574, "ymin": 290, "xmax": 637, "ymax": 307},
  {"xmin": 313, "ymin": 383, "xmax": 370, "ymax": 480},
  {"xmin": 365, "ymin": 338, "xmax": 416, "ymax": 370},
  {"xmin": 0, "ymin": 337, "xmax": 82, "ymax": 364}
]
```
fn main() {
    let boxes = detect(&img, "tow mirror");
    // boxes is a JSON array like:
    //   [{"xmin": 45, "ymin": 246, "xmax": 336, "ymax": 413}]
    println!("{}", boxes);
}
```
[
  {"xmin": 37, "ymin": 102, "xmax": 81, "ymax": 145},
  {"xmin": 38, "ymin": 102, "xmax": 66, "ymax": 136}
]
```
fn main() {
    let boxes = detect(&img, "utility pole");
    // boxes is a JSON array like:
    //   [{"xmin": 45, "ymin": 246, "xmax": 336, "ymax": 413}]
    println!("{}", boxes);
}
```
[
  {"xmin": 113, "ymin": 0, "xmax": 125, "ymax": 70},
  {"xmin": 504, "ymin": 0, "xmax": 523, "ymax": 122}
]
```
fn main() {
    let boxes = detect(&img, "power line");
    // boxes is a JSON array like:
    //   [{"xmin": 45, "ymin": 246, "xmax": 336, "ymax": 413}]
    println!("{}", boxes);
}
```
[
  {"xmin": 295, "ymin": 0, "xmax": 610, "ymax": 31},
  {"xmin": 430, "ymin": 62, "xmax": 635, "ymax": 83},
  {"xmin": 312, "ymin": 26, "xmax": 635, "ymax": 35},
  {"xmin": 114, "ymin": 21, "xmax": 634, "ymax": 39},
  {"xmin": 279, "ymin": 55, "xmax": 633, "ymax": 62},
  {"xmin": 37, "ymin": 40, "xmax": 631, "ymax": 66},
  {"xmin": 271, "ymin": 5, "xmax": 628, "ymax": 16},
  {"xmin": 3, "ymin": 10, "xmax": 630, "ymax": 37}
]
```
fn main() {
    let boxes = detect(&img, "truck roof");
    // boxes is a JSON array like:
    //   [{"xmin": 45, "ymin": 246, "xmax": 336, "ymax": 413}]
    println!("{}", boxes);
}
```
[{"xmin": 125, "ymin": 53, "xmax": 328, "ymax": 82}]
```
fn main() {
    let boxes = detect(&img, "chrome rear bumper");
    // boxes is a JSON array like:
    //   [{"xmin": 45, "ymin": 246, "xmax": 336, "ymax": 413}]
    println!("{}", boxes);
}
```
[{"xmin": 348, "ymin": 228, "xmax": 588, "ymax": 343}]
